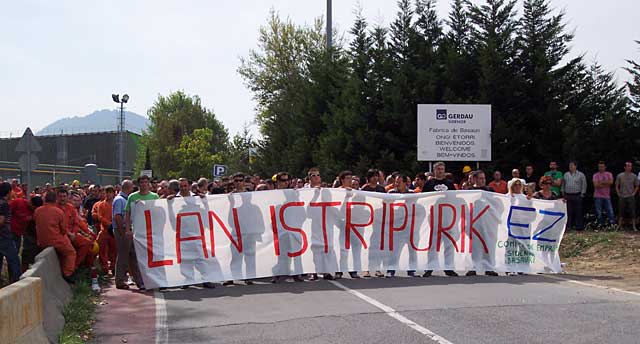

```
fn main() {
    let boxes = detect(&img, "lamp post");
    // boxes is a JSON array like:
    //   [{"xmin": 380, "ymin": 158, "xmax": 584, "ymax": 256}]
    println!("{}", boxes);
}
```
[{"xmin": 112, "ymin": 93, "xmax": 129, "ymax": 182}]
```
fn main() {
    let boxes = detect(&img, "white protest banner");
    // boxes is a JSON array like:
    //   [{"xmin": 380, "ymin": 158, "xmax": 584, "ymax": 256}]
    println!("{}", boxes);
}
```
[
  {"xmin": 417, "ymin": 104, "xmax": 492, "ymax": 161},
  {"xmin": 132, "ymin": 189, "xmax": 566, "ymax": 288}
]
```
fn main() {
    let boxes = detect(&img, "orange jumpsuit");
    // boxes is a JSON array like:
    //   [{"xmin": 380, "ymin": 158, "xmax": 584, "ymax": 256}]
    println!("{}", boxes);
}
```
[
  {"xmin": 93, "ymin": 199, "xmax": 117, "ymax": 273},
  {"xmin": 59, "ymin": 203, "xmax": 96, "ymax": 269},
  {"xmin": 34, "ymin": 204, "xmax": 76, "ymax": 276}
]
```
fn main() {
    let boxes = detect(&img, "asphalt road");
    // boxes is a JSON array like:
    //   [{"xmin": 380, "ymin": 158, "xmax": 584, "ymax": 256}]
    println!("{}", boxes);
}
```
[{"xmin": 155, "ymin": 273, "xmax": 640, "ymax": 344}]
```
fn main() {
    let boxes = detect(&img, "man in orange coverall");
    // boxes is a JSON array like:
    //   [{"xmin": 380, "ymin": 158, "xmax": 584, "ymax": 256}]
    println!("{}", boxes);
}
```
[
  {"xmin": 93, "ymin": 185, "xmax": 117, "ymax": 275},
  {"xmin": 34, "ymin": 191, "xmax": 76, "ymax": 281},
  {"xmin": 57, "ymin": 188, "xmax": 96, "ymax": 269}
]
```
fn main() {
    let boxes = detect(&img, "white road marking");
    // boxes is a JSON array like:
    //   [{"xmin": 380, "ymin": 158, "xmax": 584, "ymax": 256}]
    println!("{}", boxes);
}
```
[
  {"xmin": 154, "ymin": 290, "xmax": 169, "ymax": 344},
  {"xmin": 328, "ymin": 280, "xmax": 453, "ymax": 344},
  {"xmin": 543, "ymin": 274, "xmax": 640, "ymax": 298}
]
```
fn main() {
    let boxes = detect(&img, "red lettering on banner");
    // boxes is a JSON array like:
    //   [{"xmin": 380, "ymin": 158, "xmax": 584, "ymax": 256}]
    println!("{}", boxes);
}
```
[
  {"xmin": 469, "ymin": 203, "xmax": 490, "ymax": 254},
  {"xmin": 379, "ymin": 202, "xmax": 387, "ymax": 250},
  {"xmin": 409, "ymin": 204, "xmax": 429, "ymax": 251},
  {"xmin": 310, "ymin": 202, "xmax": 342, "ymax": 253},
  {"xmin": 175, "ymin": 212, "xmax": 208, "ymax": 264},
  {"xmin": 279, "ymin": 202, "xmax": 309, "ymax": 257},
  {"xmin": 437, "ymin": 204, "xmax": 459, "ymax": 252},
  {"xmin": 144, "ymin": 210, "xmax": 173, "ymax": 268},
  {"xmin": 388, "ymin": 202, "xmax": 408, "ymax": 250},
  {"xmin": 460, "ymin": 204, "xmax": 467, "ymax": 253},
  {"xmin": 345, "ymin": 202, "xmax": 373, "ymax": 250},
  {"xmin": 207, "ymin": 210, "xmax": 243, "ymax": 256},
  {"xmin": 270, "ymin": 205, "xmax": 280, "ymax": 256}
]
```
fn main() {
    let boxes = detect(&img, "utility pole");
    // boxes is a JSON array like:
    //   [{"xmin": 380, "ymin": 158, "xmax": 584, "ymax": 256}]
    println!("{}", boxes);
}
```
[{"xmin": 326, "ymin": 0, "xmax": 332, "ymax": 49}]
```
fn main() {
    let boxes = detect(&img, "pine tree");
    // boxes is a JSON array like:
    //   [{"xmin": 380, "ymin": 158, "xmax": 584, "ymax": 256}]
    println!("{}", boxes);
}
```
[{"xmin": 624, "ymin": 41, "xmax": 640, "ymax": 117}]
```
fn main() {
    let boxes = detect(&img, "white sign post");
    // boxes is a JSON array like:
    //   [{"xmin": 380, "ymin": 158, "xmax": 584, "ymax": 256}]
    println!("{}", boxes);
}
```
[{"xmin": 417, "ymin": 104, "xmax": 491, "ymax": 161}]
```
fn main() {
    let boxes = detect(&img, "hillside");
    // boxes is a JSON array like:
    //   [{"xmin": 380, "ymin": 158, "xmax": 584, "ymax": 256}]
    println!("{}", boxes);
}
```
[{"xmin": 37, "ymin": 109, "xmax": 149, "ymax": 135}]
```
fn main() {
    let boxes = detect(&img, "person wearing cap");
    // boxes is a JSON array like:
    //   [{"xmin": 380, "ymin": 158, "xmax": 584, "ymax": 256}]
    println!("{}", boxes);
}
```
[{"xmin": 461, "ymin": 166, "xmax": 474, "ymax": 190}]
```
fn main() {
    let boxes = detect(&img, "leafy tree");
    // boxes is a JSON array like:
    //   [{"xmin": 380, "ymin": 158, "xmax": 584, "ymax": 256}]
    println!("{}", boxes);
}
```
[
  {"xmin": 225, "ymin": 124, "xmax": 258, "ymax": 175},
  {"xmin": 173, "ymin": 128, "xmax": 223, "ymax": 179},
  {"xmin": 138, "ymin": 91, "xmax": 228, "ymax": 178},
  {"xmin": 238, "ymin": 12, "xmax": 328, "ymax": 176},
  {"xmin": 238, "ymin": 1, "xmax": 639, "ymax": 181}
]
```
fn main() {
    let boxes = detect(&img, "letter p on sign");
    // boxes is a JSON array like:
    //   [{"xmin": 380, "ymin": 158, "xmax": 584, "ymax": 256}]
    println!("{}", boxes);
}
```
[{"xmin": 213, "ymin": 164, "xmax": 227, "ymax": 177}]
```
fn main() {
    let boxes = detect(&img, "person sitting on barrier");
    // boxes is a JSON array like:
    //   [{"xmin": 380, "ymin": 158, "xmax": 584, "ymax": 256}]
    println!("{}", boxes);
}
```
[
  {"xmin": 57, "ymin": 188, "xmax": 95, "ymax": 270},
  {"xmin": 34, "ymin": 190, "xmax": 77, "ymax": 283},
  {"xmin": 69, "ymin": 190, "xmax": 98, "ymax": 269}
]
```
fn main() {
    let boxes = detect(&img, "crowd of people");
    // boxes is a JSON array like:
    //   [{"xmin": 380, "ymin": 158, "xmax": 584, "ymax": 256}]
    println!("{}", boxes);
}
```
[{"xmin": 0, "ymin": 160, "xmax": 638, "ymax": 288}]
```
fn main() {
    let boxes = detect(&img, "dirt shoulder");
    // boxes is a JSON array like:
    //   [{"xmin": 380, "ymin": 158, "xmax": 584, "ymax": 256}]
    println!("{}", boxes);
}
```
[{"xmin": 560, "ymin": 230, "xmax": 640, "ymax": 292}]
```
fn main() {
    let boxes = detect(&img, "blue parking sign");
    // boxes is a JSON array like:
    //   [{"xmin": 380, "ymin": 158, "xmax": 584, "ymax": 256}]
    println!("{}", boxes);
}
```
[{"xmin": 213, "ymin": 164, "xmax": 227, "ymax": 177}]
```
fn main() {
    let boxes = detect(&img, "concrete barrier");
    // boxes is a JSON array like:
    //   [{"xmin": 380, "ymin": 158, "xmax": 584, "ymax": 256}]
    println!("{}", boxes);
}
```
[
  {"xmin": 0, "ymin": 277, "xmax": 49, "ymax": 344},
  {"xmin": 21, "ymin": 247, "xmax": 73, "ymax": 343}
]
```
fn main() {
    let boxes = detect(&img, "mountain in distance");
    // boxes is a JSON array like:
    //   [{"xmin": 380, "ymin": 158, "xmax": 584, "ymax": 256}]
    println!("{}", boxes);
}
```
[{"xmin": 37, "ymin": 109, "xmax": 149, "ymax": 136}]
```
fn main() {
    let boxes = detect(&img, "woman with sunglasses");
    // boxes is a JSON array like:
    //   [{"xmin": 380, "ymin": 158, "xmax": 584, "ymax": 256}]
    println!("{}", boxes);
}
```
[{"xmin": 533, "ymin": 176, "xmax": 559, "ymax": 200}]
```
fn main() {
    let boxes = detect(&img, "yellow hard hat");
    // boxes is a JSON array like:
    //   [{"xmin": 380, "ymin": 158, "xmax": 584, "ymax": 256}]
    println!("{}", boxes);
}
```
[
  {"xmin": 91, "ymin": 241, "xmax": 99, "ymax": 255},
  {"xmin": 462, "ymin": 165, "xmax": 472, "ymax": 174},
  {"xmin": 272, "ymin": 174, "xmax": 278, "ymax": 182}
]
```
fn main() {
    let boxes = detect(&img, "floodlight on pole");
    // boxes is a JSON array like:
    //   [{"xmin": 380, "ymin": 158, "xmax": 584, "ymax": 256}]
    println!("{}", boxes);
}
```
[{"xmin": 112, "ymin": 93, "xmax": 129, "ymax": 182}]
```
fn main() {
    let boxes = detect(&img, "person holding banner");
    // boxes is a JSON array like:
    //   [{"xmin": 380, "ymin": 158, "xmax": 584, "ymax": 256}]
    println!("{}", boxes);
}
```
[
  {"xmin": 305, "ymin": 168, "xmax": 336, "ymax": 282},
  {"xmin": 335, "ymin": 170, "xmax": 361, "ymax": 280},
  {"xmin": 360, "ymin": 169, "xmax": 386, "ymax": 278},
  {"xmin": 386, "ymin": 175, "xmax": 417, "ymax": 278},
  {"xmin": 534, "ymin": 176, "xmax": 559, "ymax": 200},
  {"xmin": 271, "ymin": 172, "xmax": 306, "ymax": 283},
  {"xmin": 422, "ymin": 162, "xmax": 458, "ymax": 277},
  {"xmin": 123, "ymin": 175, "xmax": 160, "ymax": 290},
  {"xmin": 466, "ymin": 171, "xmax": 499, "ymax": 277},
  {"xmin": 223, "ymin": 172, "xmax": 256, "ymax": 286}
]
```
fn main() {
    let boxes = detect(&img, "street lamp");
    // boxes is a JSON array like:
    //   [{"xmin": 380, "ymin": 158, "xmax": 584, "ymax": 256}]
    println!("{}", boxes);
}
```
[{"xmin": 112, "ymin": 93, "xmax": 129, "ymax": 182}]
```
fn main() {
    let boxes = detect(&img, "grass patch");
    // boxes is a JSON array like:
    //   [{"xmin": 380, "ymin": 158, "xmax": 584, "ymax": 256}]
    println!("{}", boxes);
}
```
[
  {"xmin": 59, "ymin": 268, "xmax": 99, "ymax": 344},
  {"xmin": 560, "ymin": 231, "xmax": 621, "ymax": 259}
]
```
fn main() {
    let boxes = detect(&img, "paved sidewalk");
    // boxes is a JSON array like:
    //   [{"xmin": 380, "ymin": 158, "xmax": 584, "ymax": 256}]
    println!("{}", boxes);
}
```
[{"xmin": 94, "ymin": 282, "xmax": 157, "ymax": 344}]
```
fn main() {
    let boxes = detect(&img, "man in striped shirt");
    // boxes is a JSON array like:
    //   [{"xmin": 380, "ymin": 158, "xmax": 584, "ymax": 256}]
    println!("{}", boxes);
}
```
[{"xmin": 562, "ymin": 161, "xmax": 587, "ymax": 231}]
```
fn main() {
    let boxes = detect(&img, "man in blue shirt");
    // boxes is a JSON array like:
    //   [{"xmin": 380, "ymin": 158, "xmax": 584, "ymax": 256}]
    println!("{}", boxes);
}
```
[{"xmin": 112, "ymin": 179, "xmax": 143, "ymax": 290}]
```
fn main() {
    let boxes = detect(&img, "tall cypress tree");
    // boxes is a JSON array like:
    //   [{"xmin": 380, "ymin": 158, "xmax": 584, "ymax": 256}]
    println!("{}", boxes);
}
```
[
  {"xmin": 468, "ymin": 0, "xmax": 522, "ymax": 167},
  {"xmin": 441, "ymin": 0, "xmax": 476, "ymax": 103}
]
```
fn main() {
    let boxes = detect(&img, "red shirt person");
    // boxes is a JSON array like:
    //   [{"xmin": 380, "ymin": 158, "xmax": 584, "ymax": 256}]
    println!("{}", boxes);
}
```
[{"xmin": 9, "ymin": 196, "xmax": 31, "ymax": 239}]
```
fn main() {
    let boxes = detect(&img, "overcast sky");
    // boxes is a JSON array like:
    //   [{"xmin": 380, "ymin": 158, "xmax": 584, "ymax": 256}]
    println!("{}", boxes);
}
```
[{"xmin": 1, "ymin": 0, "xmax": 638, "ymax": 137}]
